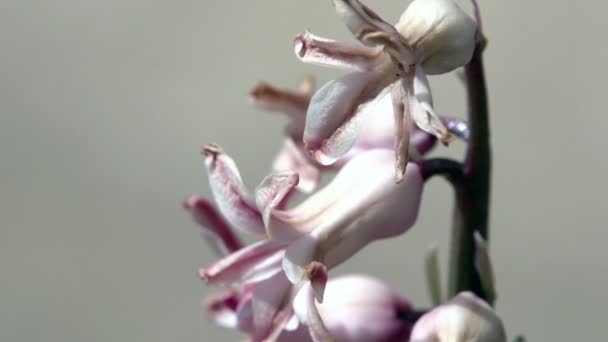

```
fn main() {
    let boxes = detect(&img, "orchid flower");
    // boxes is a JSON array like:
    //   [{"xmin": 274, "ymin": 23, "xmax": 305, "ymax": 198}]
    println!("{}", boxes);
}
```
[
  {"xmin": 251, "ymin": 77, "xmax": 470, "ymax": 193},
  {"xmin": 410, "ymin": 292, "xmax": 507, "ymax": 342},
  {"xmin": 185, "ymin": 144, "xmax": 424, "ymax": 340},
  {"xmin": 297, "ymin": 0, "xmax": 476, "ymax": 181},
  {"xmin": 250, "ymin": 77, "xmax": 457, "ymax": 174},
  {"xmin": 255, "ymin": 148, "xmax": 424, "ymax": 293}
]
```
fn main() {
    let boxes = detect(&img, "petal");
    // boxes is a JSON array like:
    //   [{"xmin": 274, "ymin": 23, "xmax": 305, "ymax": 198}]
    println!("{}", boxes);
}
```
[
  {"xmin": 249, "ymin": 78, "xmax": 313, "ymax": 140},
  {"xmin": 205, "ymin": 289, "xmax": 241, "ymax": 329},
  {"xmin": 391, "ymin": 81, "xmax": 412, "ymax": 183},
  {"xmin": 396, "ymin": 0, "xmax": 476, "ymax": 74},
  {"xmin": 199, "ymin": 240, "xmax": 285, "ymax": 286},
  {"xmin": 251, "ymin": 272, "xmax": 295, "ymax": 340},
  {"xmin": 272, "ymin": 139, "xmax": 320, "ymax": 194},
  {"xmin": 183, "ymin": 195, "xmax": 243, "ymax": 255},
  {"xmin": 278, "ymin": 150, "xmax": 424, "ymax": 282},
  {"xmin": 410, "ymin": 292, "xmax": 507, "ymax": 342},
  {"xmin": 409, "ymin": 66, "xmax": 452, "ymax": 144},
  {"xmin": 255, "ymin": 171, "xmax": 304, "ymax": 241},
  {"xmin": 304, "ymin": 70, "xmax": 394, "ymax": 165},
  {"xmin": 293, "ymin": 281, "xmax": 334, "ymax": 342},
  {"xmin": 331, "ymin": 0, "xmax": 414, "ymax": 64},
  {"xmin": 203, "ymin": 144, "xmax": 266, "ymax": 235},
  {"xmin": 294, "ymin": 31, "xmax": 387, "ymax": 71}
]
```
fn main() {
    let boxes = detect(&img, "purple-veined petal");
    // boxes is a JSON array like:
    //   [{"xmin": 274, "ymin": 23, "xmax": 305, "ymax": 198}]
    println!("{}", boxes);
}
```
[
  {"xmin": 294, "ymin": 31, "xmax": 387, "ymax": 71},
  {"xmin": 272, "ymin": 139, "xmax": 320, "ymax": 194},
  {"xmin": 249, "ymin": 78, "xmax": 313, "ymax": 141},
  {"xmin": 410, "ymin": 292, "xmax": 507, "ymax": 342},
  {"xmin": 199, "ymin": 240, "xmax": 285, "ymax": 286},
  {"xmin": 183, "ymin": 195, "xmax": 243, "ymax": 255},
  {"xmin": 203, "ymin": 144, "xmax": 266, "ymax": 235},
  {"xmin": 331, "ymin": 0, "xmax": 414, "ymax": 65},
  {"xmin": 250, "ymin": 272, "xmax": 295, "ymax": 341},
  {"xmin": 396, "ymin": 0, "xmax": 476, "ymax": 75},
  {"xmin": 409, "ymin": 66, "xmax": 452, "ymax": 144},
  {"xmin": 205, "ymin": 288, "xmax": 241, "ymax": 329},
  {"xmin": 277, "ymin": 150, "xmax": 423, "ymax": 283},
  {"xmin": 304, "ymin": 69, "xmax": 395, "ymax": 165}
]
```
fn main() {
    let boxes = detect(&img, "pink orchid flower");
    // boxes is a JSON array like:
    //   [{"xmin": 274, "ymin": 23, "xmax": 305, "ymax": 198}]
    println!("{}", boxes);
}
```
[
  {"xmin": 410, "ymin": 292, "xmax": 507, "ymax": 342},
  {"xmin": 185, "ymin": 143, "xmax": 424, "ymax": 340},
  {"xmin": 296, "ymin": 0, "xmax": 476, "ymax": 181}
]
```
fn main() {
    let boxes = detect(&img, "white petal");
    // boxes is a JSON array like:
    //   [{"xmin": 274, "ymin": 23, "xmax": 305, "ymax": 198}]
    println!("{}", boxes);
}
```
[
  {"xmin": 304, "ymin": 70, "xmax": 394, "ymax": 165},
  {"xmin": 294, "ymin": 31, "xmax": 387, "ymax": 71}
]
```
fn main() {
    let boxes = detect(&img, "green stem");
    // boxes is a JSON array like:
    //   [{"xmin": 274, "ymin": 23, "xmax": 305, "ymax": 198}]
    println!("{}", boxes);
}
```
[{"xmin": 447, "ymin": 45, "xmax": 492, "ymax": 301}]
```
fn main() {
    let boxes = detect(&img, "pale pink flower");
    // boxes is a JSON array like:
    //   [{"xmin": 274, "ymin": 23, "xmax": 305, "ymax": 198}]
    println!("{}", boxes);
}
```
[
  {"xmin": 410, "ymin": 292, "xmax": 507, "ymax": 342},
  {"xmin": 297, "ymin": 0, "xmax": 476, "ymax": 181},
  {"xmin": 185, "ymin": 143, "xmax": 424, "ymax": 340}
]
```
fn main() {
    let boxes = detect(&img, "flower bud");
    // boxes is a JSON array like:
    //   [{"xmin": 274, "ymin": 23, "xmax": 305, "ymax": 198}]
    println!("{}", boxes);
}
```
[
  {"xmin": 294, "ymin": 275, "xmax": 414, "ymax": 342},
  {"xmin": 410, "ymin": 292, "xmax": 506, "ymax": 342},
  {"xmin": 396, "ymin": 0, "xmax": 477, "ymax": 74}
]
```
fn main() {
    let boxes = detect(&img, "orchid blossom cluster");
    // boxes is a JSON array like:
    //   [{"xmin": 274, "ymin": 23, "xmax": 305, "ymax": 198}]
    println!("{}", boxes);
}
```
[{"xmin": 184, "ymin": 0, "xmax": 506, "ymax": 341}]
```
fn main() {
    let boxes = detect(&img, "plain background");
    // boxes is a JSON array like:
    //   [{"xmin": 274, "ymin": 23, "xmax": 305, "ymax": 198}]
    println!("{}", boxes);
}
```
[{"xmin": 1, "ymin": 0, "xmax": 606, "ymax": 341}]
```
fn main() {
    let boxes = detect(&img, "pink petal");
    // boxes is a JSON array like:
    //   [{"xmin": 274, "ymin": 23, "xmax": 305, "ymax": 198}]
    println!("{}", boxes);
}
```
[
  {"xmin": 251, "ymin": 272, "xmax": 295, "ymax": 341},
  {"xmin": 279, "ymin": 150, "xmax": 424, "ymax": 283},
  {"xmin": 303, "ymin": 70, "xmax": 394, "ymax": 165},
  {"xmin": 205, "ymin": 288, "xmax": 241, "ymax": 329},
  {"xmin": 272, "ymin": 139, "xmax": 320, "ymax": 194},
  {"xmin": 183, "ymin": 195, "xmax": 243, "ymax": 255},
  {"xmin": 249, "ymin": 78, "xmax": 313, "ymax": 140},
  {"xmin": 293, "ymin": 281, "xmax": 334, "ymax": 342},
  {"xmin": 294, "ymin": 31, "xmax": 387, "ymax": 71},
  {"xmin": 203, "ymin": 144, "xmax": 266, "ymax": 235},
  {"xmin": 331, "ymin": 0, "xmax": 414, "ymax": 64},
  {"xmin": 199, "ymin": 240, "xmax": 285, "ymax": 286},
  {"xmin": 255, "ymin": 171, "xmax": 305, "ymax": 242}
]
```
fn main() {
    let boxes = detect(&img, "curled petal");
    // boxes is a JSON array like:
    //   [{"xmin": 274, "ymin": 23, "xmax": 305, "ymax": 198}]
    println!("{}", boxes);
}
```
[
  {"xmin": 410, "ymin": 292, "xmax": 506, "ymax": 342},
  {"xmin": 255, "ymin": 171, "xmax": 303, "ymax": 242},
  {"xmin": 249, "ymin": 78, "xmax": 313, "ymax": 140},
  {"xmin": 293, "ymin": 281, "xmax": 334, "ymax": 342},
  {"xmin": 294, "ymin": 31, "xmax": 387, "ymax": 71},
  {"xmin": 391, "ymin": 81, "xmax": 412, "ymax": 183},
  {"xmin": 203, "ymin": 144, "xmax": 266, "ymax": 235},
  {"xmin": 396, "ymin": 0, "xmax": 476, "ymax": 74},
  {"xmin": 331, "ymin": 0, "xmax": 414, "ymax": 64},
  {"xmin": 277, "ymin": 150, "xmax": 424, "ymax": 283},
  {"xmin": 183, "ymin": 195, "xmax": 243, "ymax": 255},
  {"xmin": 409, "ymin": 66, "xmax": 452, "ymax": 144},
  {"xmin": 272, "ymin": 139, "xmax": 320, "ymax": 194},
  {"xmin": 304, "ymin": 69, "xmax": 395, "ymax": 165},
  {"xmin": 199, "ymin": 240, "xmax": 285, "ymax": 286}
]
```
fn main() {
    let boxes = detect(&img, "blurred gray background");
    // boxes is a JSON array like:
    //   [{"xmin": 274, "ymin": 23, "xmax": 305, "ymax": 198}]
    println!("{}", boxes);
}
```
[{"xmin": 1, "ymin": 0, "xmax": 606, "ymax": 341}]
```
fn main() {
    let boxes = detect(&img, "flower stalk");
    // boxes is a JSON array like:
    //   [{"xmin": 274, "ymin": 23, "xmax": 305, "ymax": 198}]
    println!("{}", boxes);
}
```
[{"xmin": 447, "ymin": 42, "xmax": 492, "ymax": 301}]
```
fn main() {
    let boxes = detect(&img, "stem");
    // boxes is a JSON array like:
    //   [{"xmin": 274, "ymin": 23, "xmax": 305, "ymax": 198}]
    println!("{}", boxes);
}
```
[{"xmin": 447, "ymin": 45, "xmax": 492, "ymax": 300}]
